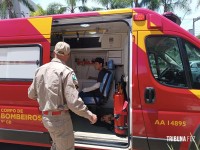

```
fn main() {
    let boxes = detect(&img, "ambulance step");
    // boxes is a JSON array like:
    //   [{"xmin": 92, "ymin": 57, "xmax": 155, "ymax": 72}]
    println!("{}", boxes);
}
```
[{"xmin": 74, "ymin": 131, "xmax": 128, "ymax": 147}]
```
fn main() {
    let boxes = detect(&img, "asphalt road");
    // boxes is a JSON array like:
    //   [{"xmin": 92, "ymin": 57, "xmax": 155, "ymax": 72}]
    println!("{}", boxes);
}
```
[
  {"xmin": 0, "ymin": 143, "xmax": 82, "ymax": 150},
  {"xmin": 0, "ymin": 143, "xmax": 49, "ymax": 150}
]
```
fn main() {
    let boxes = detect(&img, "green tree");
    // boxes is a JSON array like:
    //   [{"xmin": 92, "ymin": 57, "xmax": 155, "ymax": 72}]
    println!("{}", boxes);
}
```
[
  {"xmin": 163, "ymin": 0, "xmax": 190, "ymax": 12},
  {"xmin": 111, "ymin": 0, "xmax": 134, "ymax": 9},
  {"xmin": 197, "ymin": 35, "xmax": 200, "ymax": 39},
  {"xmin": 30, "ymin": 4, "xmax": 46, "ymax": 16},
  {"xmin": 46, "ymin": 2, "xmax": 66, "ymax": 15},
  {"xmin": 31, "ymin": 2, "xmax": 66, "ymax": 16},
  {"xmin": 139, "ymin": 0, "xmax": 160, "ymax": 10},
  {"xmin": 65, "ymin": 0, "xmax": 101, "ymax": 13},
  {"xmin": 79, "ymin": 5, "xmax": 103, "ymax": 12},
  {"xmin": 0, "ymin": 0, "xmax": 34, "ymax": 19},
  {"xmin": 197, "ymin": 0, "xmax": 200, "ymax": 7},
  {"xmin": 78, "ymin": 0, "xmax": 102, "ymax": 12},
  {"xmin": 140, "ymin": 0, "xmax": 191, "ymax": 13},
  {"xmin": 95, "ymin": 0, "xmax": 134, "ymax": 10},
  {"xmin": 65, "ymin": 0, "xmax": 77, "ymax": 13},
  {"xmin": 80, "ymin": 0, "xmax": 87, "ymax": 5},
  {"xmin": 134, "ymin": 0, "xmax": 139, "ymax": 7},
  {"xmin": 78, "ymin": 0, "xmax": 89, "ymax": 12}
]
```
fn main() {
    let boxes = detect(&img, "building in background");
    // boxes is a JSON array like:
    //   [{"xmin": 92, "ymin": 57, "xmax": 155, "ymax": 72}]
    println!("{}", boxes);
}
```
[
  {"xmin": 0, "ymin": 0, "xmax": 37, "ymax": 19},
  {"xmin": 13, "ymin": 0, "xmax": 37, "ymax": 18}
]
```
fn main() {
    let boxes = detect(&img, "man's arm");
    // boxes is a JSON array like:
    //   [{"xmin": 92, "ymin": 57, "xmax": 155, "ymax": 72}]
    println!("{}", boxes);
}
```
[
  {"xmin": 28, "ymin": 78, "xmax": 37, "ymax": 100},
  {"xmin": 64, "ymin": 72, "xmax": 97, "ymax": 124},
  {"xmin": 88, "ymin": 76, "xmax": 98, "ymax": 80},
  {"xmin": 28, "ymin": 69, "xmax": 38, "ymax": 100}
]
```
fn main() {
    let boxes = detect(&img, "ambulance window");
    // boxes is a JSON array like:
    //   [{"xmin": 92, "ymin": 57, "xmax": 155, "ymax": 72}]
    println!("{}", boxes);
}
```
[
  {"xmin": 184, "ymin": 41, "xmax": 200, "ymax": 89},
  {"xmin": 149, "ymin": 54, "xmax": 158, "ymax": 78},
  {"xmin": 0, "ymin": 45, "xmax": 41, "ymax": 80},
  {"xmin": 146, "ymin": 36, "xmax": 187, "ymax": 88}
]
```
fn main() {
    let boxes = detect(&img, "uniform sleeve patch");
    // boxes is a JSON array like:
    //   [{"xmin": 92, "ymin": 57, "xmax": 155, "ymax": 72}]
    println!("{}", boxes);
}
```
[{"xmin": 72, "ymin": 73, "xmax": 77, "ymax": 81}]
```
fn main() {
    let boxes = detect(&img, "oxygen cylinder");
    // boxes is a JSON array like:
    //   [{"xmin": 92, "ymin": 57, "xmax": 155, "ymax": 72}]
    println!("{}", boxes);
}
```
[{"xmin": 113, "ymin": 84, "xmax": 128, "ymax": 136}]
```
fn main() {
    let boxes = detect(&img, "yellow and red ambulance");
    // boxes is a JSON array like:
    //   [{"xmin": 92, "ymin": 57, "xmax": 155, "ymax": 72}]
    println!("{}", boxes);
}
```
[{"xmin": 0, "ymin": 8, "xmax": 200, "ymax": 150}]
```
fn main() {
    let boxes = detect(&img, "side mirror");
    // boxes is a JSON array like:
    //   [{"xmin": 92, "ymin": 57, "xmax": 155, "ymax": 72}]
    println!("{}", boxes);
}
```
[{"xmin": 163, "ymin": 12, "xmax": 181, "ymax": 25}]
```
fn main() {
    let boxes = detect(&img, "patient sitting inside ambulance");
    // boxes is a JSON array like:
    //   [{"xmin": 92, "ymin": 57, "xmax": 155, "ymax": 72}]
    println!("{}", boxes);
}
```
[
  {"xmin": 79, "ymin": 57, "xmax": 115, "ymax": 132},
  {"xmin": 79, "ymin": 57, "xmax": 107, "ymax": 100}
]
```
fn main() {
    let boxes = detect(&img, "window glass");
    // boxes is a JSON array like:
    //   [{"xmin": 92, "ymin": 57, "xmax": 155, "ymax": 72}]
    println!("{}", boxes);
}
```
[
  {"xmin": 149, "ymin": 53, "xmax": 158, "ymax": 78},
  {"xmin": 184, "ymin": 41, "xmax": 200, "ymax": 89},
  {"xmin": 0, "ymin": 46, "xmax": 40, "ymax": 80},
  {"xmin": 146, "ymin": 36, "xmax": 187, "ymax": 87}
]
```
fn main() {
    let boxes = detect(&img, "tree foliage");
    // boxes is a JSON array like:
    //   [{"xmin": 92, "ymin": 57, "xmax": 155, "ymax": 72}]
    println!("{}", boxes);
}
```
[
  {"xmin": 30, "ymin": 4, "xmax": 46, "ymax": 16},
  {"xmin": 0, "ymin": 0, "xmax": 7, "ymax": 19},
  {"xmin": 31, "ymin": 2, "xmax": 67, "ymax": 16},
  {"xmin": 111, "ymin": 0, "xmax": 134, "ymax": 9},
  {"xmin": 139, "ymin": 0, "xmax": 191, "ymax": 13},
  {"xmin": 95, "ymin": 0, "xmax": 133, "ymax": 10},
  {"xmin": 46, "ymin": 3, "xmax": 66, "ymax": 15},
  {"xmin": 65, "ymin": 0, "xmax": 77, "ymax": 13},
  {"xmin": 198, "ymin": 0, "xmax": 200, "ymax": 8},
  {"xmin": 79, "ymin": 5, "xmax": 102, "ymax": 12}
]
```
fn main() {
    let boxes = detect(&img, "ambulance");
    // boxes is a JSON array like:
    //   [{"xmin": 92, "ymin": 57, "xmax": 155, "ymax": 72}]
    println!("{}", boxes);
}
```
[{"xmin": 0, "ymin": 8, "xmax": 200, "ymax": 150}]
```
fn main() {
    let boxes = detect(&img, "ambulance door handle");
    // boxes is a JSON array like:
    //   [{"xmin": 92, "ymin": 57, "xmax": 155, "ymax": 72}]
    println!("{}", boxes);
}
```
[{"xmin": 144, "ymin": 87, "xmax": 155, "ymax": 104}]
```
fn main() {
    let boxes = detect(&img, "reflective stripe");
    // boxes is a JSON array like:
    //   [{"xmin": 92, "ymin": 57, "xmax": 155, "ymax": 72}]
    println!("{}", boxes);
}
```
[{"xmin": 42, "ymin": 110, "xmax": 67, "ymax": 115}]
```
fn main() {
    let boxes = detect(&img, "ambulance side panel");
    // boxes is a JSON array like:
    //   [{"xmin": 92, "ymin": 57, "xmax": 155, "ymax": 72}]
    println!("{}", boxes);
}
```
[
  {"xmin": 131, "ymin": 30, "xmax": 149, "ymax": 149},
  {"xmin": 134, "ymin": 8, "xmax": 200, "ymax": 150},
  {"xmin": 0, "ymin": 17, "xmax": 52, "ymax": 147}
]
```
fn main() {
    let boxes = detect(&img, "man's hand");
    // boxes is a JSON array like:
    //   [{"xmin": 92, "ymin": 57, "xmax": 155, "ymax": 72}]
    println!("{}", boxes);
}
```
[{"xmin": 89, "ymin": 114, "xmax": 97, "ymax": 124}]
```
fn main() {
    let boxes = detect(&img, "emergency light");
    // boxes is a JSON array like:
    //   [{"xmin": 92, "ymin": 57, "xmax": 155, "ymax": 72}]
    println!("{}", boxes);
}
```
[{"xmin": 133, "ymin": 13, "xmax": 146, "ymax": 21}]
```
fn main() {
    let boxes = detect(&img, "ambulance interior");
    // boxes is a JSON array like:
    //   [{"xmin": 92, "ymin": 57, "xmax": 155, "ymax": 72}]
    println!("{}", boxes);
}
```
[{"xmin": 51, "ymin": 15, "xmax": 131, "ymax": 147}]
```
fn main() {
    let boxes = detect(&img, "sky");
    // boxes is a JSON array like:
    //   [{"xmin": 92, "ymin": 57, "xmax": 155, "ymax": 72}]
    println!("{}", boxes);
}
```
[{"xmin": 32, "ymin": 0, "xmax": 200, "ymax": 36}]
